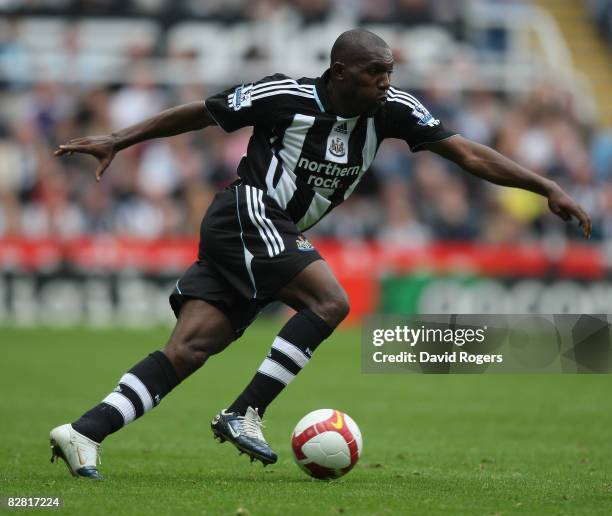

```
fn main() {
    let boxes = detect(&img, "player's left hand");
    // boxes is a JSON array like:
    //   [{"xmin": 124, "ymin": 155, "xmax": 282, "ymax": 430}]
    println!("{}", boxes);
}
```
[{"xmin": 547, "ymin": 186, "xmax": 592, "ymax": 238}]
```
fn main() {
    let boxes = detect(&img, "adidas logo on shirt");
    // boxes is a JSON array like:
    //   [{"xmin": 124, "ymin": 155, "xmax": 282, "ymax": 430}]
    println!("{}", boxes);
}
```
[{"xmin": 335, "ymin": 122, "xmax": 348, "ymax": 134}]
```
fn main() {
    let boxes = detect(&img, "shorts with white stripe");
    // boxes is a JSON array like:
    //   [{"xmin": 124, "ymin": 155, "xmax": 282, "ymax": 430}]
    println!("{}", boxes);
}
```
[{"xmin": 170, "ymin": 182, "xmax": 322, "ymax": 337}]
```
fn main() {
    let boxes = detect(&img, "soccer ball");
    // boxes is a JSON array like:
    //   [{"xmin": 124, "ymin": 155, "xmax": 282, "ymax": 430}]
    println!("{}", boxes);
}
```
[{"xmin": 291, "ymin": 409, "xmax": 363, "ymax": 480}]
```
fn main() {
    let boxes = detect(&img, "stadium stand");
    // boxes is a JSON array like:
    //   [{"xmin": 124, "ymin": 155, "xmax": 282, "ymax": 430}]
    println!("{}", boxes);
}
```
[
  {"xmin": 1, "ymin": 0, "xmax": 611, "ymax": 324},
  {"xmin": 0, "ymin": 0, "xmax": 610, "ymax": 244}
]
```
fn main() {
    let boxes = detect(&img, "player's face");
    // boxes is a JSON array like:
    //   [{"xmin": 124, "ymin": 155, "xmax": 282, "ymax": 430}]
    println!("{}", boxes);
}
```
[{"xmin": 341, "ymin": 47, "xmax": 394, "ymax": 116}]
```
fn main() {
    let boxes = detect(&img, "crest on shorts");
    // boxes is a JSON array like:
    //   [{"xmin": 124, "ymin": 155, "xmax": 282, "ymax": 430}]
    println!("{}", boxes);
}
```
[{"xmin": 296, "ymin": 235, "xmax": 315, "ymax": 251}]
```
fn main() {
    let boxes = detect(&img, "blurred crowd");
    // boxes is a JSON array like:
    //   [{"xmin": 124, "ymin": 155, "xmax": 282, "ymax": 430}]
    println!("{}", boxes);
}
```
[
  {"xmin": 5, "ymin": 0, "xmax": 606, "ymax": 48},
  {"xmin": 588, "ymin": 0, "xmax": 612, "ymax": 46},
  {"xmin": 1, "ymin": 1, "xmax": 474, "ymax": 28},
  {"xmin": 0, "ymin": 0, "xmax": 611, "ymax": 247},
  {"xmin": 2, "ymin": 70, "xmax": 611, "ymax": 246}
]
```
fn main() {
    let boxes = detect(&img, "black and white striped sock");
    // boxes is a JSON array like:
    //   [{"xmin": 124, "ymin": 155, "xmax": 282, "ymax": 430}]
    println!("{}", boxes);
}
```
[
  {"xmin": 228, "ymin": 309, "xmax": 333, "ymax": 416},
  {"xmin": 72, "ymin": 351, "xmax": 180, "ymax": 443}
]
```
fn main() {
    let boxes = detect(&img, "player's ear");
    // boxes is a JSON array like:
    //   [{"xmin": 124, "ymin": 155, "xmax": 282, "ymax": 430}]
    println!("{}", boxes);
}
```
[{"xmin": 330, "ymin": 62, "xmax": 346, "ymax": 81}]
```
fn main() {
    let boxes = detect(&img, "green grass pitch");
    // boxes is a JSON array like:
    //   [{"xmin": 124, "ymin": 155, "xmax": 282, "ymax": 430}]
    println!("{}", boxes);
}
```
[{"xmin": 1, "ymin": 321, "xmax": 611, "ymax": 515}]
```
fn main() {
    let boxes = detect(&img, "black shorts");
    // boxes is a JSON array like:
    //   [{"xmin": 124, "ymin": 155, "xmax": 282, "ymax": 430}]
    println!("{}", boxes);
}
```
[{"xmin": 169, "ymin": 183, "xmax": 322, "ymax": 336}]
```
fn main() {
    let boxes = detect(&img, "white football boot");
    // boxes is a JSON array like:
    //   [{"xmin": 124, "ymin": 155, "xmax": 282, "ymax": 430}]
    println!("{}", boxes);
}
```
[{"xmin": 50, "ymin": 424, "xmax": 103, "ymax": 479}]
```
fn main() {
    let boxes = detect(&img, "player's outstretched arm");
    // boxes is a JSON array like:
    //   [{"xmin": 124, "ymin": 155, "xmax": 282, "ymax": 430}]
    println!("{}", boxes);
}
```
[
  {"xmin": 425, "ymin": 135, "xmax": 592, "ymax": 238},
  {"xmin": 54, "ymin": 102, "xmax": 217, "ymax": 181}
]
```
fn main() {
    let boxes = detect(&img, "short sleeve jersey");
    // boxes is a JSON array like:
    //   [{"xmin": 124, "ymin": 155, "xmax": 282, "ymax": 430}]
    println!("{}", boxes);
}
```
[{"xmin": 205, "ymin": 70, "xmax": 456, "ymax": 231}]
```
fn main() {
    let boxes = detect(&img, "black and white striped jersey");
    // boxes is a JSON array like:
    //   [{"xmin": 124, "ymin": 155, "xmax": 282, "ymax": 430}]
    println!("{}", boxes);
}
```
[{"xmin": 205, "ymin": 69, "xmax": 456, "ymax": 231}]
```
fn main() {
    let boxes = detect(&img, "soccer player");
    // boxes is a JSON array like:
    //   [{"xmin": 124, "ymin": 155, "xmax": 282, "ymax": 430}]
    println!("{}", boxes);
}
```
[{"xmin": 50, "ymin": 29, "xmax": 591, "ymax": 478}]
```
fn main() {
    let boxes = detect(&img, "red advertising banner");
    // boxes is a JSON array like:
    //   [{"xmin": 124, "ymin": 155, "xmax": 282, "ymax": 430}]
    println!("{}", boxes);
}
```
[{"xmin": 0, "ymin": 238, "xmax": 605, "ymax": 324}]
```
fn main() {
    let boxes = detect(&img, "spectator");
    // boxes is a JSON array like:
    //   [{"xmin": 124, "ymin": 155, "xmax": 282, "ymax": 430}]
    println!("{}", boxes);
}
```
[{"xmin": 0, "ymin": 6, "xmax": 606, "ymax": 245}]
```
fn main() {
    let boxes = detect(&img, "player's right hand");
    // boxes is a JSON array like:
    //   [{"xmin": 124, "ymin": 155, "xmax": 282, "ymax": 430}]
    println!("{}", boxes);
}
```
[{"xmin": 54, "ymin": 135, "xmax": 117, "ymax": 182}]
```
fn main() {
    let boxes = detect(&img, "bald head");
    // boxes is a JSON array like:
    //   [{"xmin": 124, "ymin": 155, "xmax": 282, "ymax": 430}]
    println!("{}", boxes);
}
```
[
  {"xmin": 330, "ymin": 29, "xmax": 390, "ymax": 66},
  {"xmin": 326, "ymin": 29, "xmax": 393, "ymax": 117}
]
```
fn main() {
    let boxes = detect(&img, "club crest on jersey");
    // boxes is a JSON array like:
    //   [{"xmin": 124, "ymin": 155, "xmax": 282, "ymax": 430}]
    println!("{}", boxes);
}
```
[
  {"xmin": 296, "ymin": 235, "xmax": 315, "ymax": 251},
  {"xmin": 411, "ymin": 103, "xmax": 439, "ymax": 127},
  {"xmin": 232, "ymin": 84, "xmax": 253, "ymax": 111},
  {"xmin": 325, "ymin": 119, "xmax": 354, "ymax": 163},
  {"xmin": 328, "ymin": 137, "xmax": 345, "ymax": 157}
]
